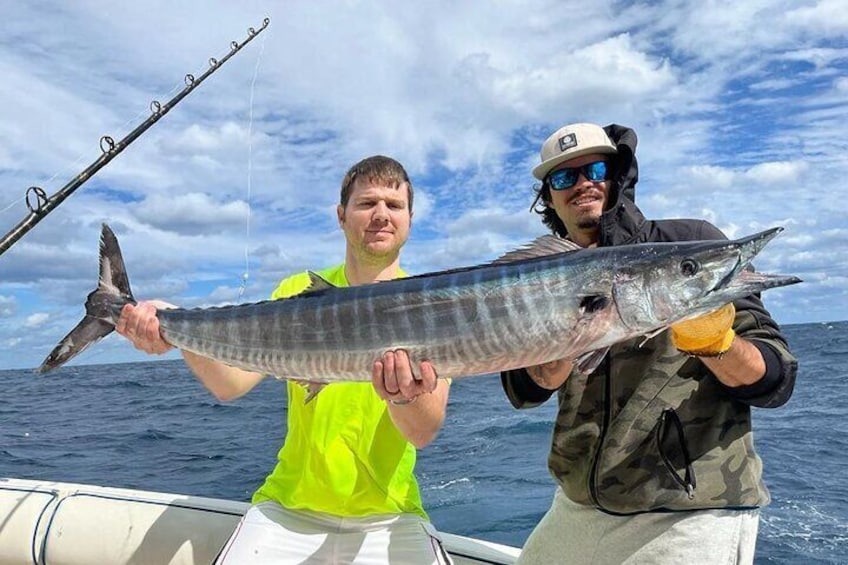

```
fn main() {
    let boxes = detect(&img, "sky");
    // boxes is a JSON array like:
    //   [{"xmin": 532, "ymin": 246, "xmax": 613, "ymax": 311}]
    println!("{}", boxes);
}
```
[{"xmin": 1, "ymin": 0, "xmax": 846, "ymax": 370}]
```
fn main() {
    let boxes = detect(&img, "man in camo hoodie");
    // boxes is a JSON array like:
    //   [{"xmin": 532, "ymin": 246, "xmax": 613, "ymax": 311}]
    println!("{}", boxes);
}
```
[{"xmin": 502, "ymin": 122, "xmax": 797, "ymax": 564}]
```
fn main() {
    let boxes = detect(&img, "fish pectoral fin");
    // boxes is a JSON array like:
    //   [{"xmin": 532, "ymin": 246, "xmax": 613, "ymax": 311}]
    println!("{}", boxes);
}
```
[
  {"xmin": 490, "ymin": 235, "xmax": 582, "ymax": 265},
  {"xmin": 638, "ymin": 326, "xmax": 669, "ymax": 347},
  {"xmin": 574, "ymin": 347, "xmax": 609, "ymax": 376}
]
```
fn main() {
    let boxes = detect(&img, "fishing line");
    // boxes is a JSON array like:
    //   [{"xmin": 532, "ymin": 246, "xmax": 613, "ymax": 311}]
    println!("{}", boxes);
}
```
[
  {"xmin": 0, "ymin": 197, "xmax": 24, "ymax": 216},
  {"xmin": 0, "ymin": 18, "xmax": 270, "ymax": 257},
  {"xmin": 237, "ymin": 30, "xmax": 267, "ymax": 300},
  {"xmin": 0, "ymin": 81, "xmax": 185, "ymax": 218}
]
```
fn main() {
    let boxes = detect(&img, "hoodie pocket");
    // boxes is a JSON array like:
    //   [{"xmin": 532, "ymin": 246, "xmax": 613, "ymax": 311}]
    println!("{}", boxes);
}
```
[{"xmin": 655, "ymin": 408, "xmax": 696, "ymax": 499}]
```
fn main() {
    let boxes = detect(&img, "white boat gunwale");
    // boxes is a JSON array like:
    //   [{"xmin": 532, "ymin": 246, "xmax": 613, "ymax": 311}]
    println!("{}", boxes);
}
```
[{"xmin": 0, "ymin": 478, "xmax": 519, "ymax": 565}]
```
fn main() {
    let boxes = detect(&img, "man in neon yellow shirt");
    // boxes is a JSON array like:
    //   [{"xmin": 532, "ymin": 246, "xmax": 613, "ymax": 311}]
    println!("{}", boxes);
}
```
[{"xmin": 116, "ymin": 155, "xmax": 453, "ymax": 564}]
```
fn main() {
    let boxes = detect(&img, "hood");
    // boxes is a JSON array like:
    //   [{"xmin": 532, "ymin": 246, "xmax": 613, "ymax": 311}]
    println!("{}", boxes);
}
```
[{"xmin": 599, "ymin": 124, "xmax": 647, "ymax": 246}]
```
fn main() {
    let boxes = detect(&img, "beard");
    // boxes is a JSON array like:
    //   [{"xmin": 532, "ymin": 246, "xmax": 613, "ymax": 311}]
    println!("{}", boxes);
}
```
[{"xmin": 576, "ymin": 216, "xmax": 601, "ymax": 230}]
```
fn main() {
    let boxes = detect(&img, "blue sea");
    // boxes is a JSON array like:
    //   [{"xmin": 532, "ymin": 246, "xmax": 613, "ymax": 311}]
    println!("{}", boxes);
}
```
[{"xmin": 2, "ymin": 321, "xmax": 846, "ymax": 564}]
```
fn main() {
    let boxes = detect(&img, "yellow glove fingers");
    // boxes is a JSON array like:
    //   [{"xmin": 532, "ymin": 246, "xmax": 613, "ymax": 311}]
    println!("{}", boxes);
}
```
[{"xmin": 671, "ymin": 303, "xmax": 736, "ymax": 356}]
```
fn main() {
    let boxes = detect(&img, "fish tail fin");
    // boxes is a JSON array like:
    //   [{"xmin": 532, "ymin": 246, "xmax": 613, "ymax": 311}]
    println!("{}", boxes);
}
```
[{"xmin": 38, "ymin": 224, "xmax": 135, "ymax": 373}]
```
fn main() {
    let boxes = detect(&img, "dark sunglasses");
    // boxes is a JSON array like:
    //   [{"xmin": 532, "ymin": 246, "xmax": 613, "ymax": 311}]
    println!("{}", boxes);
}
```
[{"xmin": 546, "ymin": 161, "xmax": 610, "ymax": 191}]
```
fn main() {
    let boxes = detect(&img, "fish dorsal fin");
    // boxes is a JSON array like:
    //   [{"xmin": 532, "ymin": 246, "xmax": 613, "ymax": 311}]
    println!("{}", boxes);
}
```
[
  {"xmin": 303, "ymin": 382, "xmax": 326, "ymax": 403},
  {"xmin": 574, "ymin": 347, "xmax": 609, "ymax": 376},
  {"xmin": 490, "ymin": 235, "xmax": 583, "ymax": 265},
  {"xmin": 303, "ymin": 271, "xmax": 337, "ymax": 294}
]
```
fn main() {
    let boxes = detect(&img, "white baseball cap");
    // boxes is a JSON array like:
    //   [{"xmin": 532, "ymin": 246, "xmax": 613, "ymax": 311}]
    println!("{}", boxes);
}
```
[{"xmin": 533, "ymin": 123, "xmax": 617, "ymax": 180}]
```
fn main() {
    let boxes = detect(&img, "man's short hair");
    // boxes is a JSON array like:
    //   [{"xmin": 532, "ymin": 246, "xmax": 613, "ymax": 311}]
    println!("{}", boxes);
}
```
[{"xmin": 340, "ymin": 155, "xmax": 414, "ymax": 212}]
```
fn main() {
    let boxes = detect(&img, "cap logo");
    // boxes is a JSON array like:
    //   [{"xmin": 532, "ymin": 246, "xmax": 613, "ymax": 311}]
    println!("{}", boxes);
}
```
[{"xmin": 558, "ymin": 133, "xmax": 577, "ymax": 153}]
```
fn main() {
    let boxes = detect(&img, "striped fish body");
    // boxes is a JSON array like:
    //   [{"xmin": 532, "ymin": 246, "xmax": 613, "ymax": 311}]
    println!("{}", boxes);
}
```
[
  {"xmin": 156, "ymin": 254, "xmax": 625, "ymax": 382},
  {"xmin": 40, "ymin": 225, "xmax": 800, "ymax": 381}
]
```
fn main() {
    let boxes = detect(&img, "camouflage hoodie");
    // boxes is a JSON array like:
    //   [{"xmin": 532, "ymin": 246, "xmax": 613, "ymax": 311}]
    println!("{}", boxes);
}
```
[{"xmin": 502, "ymin": 124, "xmax": 798, "ymax": 515}]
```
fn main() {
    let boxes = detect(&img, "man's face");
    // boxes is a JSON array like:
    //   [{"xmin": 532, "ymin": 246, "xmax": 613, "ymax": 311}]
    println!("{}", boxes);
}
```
[
  {"xmin": 337, "ymin": 178, "xmax": 411, "ymax": 261},
  {"xmin": 546, "ymin": 152, "xmax": 611, "ymax": 238}
]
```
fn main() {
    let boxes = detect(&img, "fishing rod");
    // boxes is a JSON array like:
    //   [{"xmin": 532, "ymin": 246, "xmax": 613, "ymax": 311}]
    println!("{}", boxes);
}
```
[{"xmin": 0, "ymin": 17, "xmax": 270, "ymax": 258}]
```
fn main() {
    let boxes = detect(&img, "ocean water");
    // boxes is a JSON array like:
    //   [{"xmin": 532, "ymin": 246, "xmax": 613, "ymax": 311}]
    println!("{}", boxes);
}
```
[{"xmin": 1, "ymin": 321, "xmax": 846, "ymax": 564}]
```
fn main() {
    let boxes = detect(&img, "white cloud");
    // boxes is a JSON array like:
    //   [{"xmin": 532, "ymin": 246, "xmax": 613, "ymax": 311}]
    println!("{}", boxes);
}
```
[
  {"xmin": 685, "ymin": 165, "xmax": 737, "ymax": 191},
  {"xmin": 24, "ymin": 313, "xmax": 49, "ymax": 329},
  {"xmin": 785, "ymin": 0, "xmax": 848, "ymax": 33},
  {"xmin": 1, "ymin": 0, "xmax": 847, "ymax": 369},
  {"xmin": 0, "ymin": 295, "xmax": 16, "ymax": 317},
  {"xmin": 743, "ymin": 161, "xmax": 809, "ymax": 185},
  {"xmin": 134, "ymin": 193, "xmax": 250, "ymax": 234}
]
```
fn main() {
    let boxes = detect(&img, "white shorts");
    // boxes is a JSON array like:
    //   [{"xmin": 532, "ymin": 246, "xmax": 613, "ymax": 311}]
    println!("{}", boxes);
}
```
[
  {"xmin": 215, "ymin": 501, "xmax": 453, "ymax": 565},
  {"xmin": 517, "ymin": 487, "xmax": 760, "ymax": 565}
]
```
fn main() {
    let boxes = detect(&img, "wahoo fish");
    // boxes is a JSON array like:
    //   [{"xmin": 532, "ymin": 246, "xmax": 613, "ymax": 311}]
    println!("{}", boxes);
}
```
[{"xmin": 40, "ymin": 224, "xmax": 800, "ymax": 385}]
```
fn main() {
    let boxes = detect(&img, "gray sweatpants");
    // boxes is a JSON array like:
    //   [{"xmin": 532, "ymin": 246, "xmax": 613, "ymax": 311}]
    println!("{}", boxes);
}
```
[{"xmin": 517, "ymin": 488, "xmax": 759, "ymax": 565}]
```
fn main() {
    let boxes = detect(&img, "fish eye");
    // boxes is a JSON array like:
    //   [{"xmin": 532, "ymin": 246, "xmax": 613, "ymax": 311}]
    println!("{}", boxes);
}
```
[{"xmin": 680, "ymin": 258, "xmax": 700, "ymax": 277}]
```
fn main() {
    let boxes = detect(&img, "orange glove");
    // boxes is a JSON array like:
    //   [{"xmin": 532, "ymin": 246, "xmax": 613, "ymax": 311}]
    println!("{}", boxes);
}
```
[{"xmin": 670, "ymin": 303, "xmax": 736, "ymax": 357}]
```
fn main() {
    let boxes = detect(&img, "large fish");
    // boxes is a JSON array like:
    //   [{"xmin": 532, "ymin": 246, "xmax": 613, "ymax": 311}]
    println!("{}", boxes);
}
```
[{"xmin": 40, "ymin": 224, "xmax": 800, "ymax": 385}]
